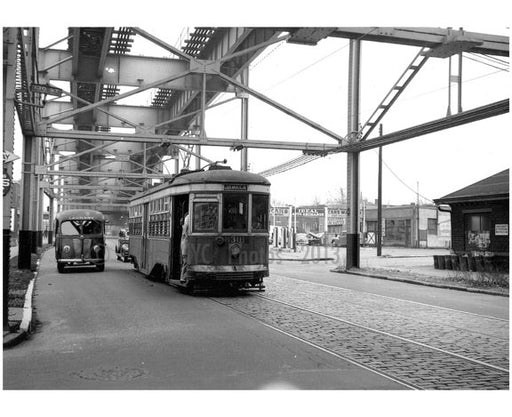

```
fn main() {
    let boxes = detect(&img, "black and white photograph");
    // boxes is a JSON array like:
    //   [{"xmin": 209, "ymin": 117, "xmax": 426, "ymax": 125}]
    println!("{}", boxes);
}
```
[{"xmin": 2, "ymin": 1, "xmax": 510, "ymax": 416}]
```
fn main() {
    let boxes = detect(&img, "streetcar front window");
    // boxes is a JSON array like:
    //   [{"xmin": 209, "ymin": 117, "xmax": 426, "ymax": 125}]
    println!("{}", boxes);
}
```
[
  {"xmin": 223, "ymin": 194, "xmax": 248, "ymax": 232},
  {"xmin": 193, "ymin": 202, "xmax": 219, "ymax": 232},
  {"xmin": 252, "ymin": 194, "xmax": 269, "ymax": 232}
]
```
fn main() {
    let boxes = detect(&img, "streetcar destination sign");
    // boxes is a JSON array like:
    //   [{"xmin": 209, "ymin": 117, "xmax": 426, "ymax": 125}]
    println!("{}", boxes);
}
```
[
  {"xmin": 224, "ymin": 184, "xmax": 247, "ymax": 191},
  {"xmin": 31, "ymin": 83, "xmax": 63, "ymax": 96}
]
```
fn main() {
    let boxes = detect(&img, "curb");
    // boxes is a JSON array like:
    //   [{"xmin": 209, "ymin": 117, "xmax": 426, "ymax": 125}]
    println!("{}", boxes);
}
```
[
  {"xmin": 3, "ymin": 256, "xmax": 42, "ymax": 349},
  {"xmin": 338, "ymin": 269, "xmax": 509, "ymax": 297},
  {"xmin": 270, "ymin": 257, "xmax": 335, "ymax": 262}
]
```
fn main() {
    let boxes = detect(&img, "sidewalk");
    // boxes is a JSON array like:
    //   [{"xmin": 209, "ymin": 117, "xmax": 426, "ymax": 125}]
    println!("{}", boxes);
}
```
[
  {"xmin": 3, "ymin": 241, "xmax": 42, "ymax": 348},
  {"xmin": 270, "ymin": 245, "xmax": 509, "ymax": 297}
]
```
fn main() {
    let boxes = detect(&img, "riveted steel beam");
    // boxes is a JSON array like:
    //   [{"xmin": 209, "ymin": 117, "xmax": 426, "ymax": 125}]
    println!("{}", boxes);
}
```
[
  {"xmin": 41, "ymin": 68, "xmax": 193, "ymax": 126},
  {"xmin": 339, "ymin": 99, "xmax": 509, "ymax": 153},
  {"xmin": 45, "ymin": 128, "xmax": 340, "ymax": 152},
  {"xmin": 44, "ymin": 169, "xmax": 172, "ymax": 180},
  {"xmin": 48, "ymin": 184, "xmax": 143, "ymax": 191},
  {"xmin": 331, "ymin": 27, "xmax": 509, "ymax": 57}
]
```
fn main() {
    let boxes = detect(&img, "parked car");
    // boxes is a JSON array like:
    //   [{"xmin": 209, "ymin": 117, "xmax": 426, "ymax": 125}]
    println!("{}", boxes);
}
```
[
  {"xmin": 115, "ymin": 229, "xmax": 131, "ymax": 262},
  {"xmin": 296, "ymin": 232, "xmax": 323, "ymax": 246},
  {"xmin": 331, "ymin": 233, "xmax": 347, "ymax": 247}
]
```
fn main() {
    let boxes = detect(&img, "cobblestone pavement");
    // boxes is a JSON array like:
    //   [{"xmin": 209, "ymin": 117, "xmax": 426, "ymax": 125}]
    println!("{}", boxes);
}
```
[{"xmin": 212, "ymin": 275, "xmax": 509, "ymax": 390}]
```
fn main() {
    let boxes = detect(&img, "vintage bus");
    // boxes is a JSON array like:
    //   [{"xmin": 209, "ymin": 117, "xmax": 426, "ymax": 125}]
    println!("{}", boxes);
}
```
[
  {"xmin": 54, "ymin": 209, "xmax": 106, "ymax": 273},
  {"xmin": 128, "ymin": 164, "xmax": 271, "ymax": 293}
]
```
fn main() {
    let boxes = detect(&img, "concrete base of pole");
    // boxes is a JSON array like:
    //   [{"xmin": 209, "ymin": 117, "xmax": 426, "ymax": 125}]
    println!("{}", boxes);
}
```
[
  {"xmin": 36, "ymin": 230, "xmax": 43, "ymax": 248},
  {"xmin": 346, "ymin": 233, "xmax": 360, "ymax": 269},
  {"xmin": 18, "ymin": 230, "xmax": 33, "ymax": 269},
  {"xmin": 3, "ymin": 229, "xmax": 11, "ymax": 329}
]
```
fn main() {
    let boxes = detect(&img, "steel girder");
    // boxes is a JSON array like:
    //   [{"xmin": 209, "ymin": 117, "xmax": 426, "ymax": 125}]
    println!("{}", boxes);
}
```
[
  {"xmin": 338, "ymin": 99, "xmax": 509, "ymax": 153},
  {"xmin": 45, "ymin": 128, "xmax": 340, "ymax": 152},
  {"xmin": 331, "ymin": 27, "xmax": 509, "ymax": 57}
]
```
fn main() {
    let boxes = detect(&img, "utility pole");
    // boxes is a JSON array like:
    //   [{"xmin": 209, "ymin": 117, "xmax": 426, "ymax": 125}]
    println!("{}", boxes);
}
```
[
  {"xmin": 416, "ymin": 181, "xmax": 420, "ymax": 248},
  {"xmin": 377, "ymin": 125, "xmax": 383, "ymax": 256}
]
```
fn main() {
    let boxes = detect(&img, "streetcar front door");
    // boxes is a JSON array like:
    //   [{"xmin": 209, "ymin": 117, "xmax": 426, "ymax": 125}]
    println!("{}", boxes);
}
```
[
  {"xmin": 170, "ymin": 194, "xmax": 189, "ymax": 280},
  {"xmin": 142, "ymin": 202, "xmax": 150, "ymax": 271}
]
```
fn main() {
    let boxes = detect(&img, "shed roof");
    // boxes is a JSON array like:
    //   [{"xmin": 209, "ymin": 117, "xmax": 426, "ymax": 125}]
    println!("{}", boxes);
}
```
[{"xmin": 434, "ymin": 169, "xmax": 509, "ymax": 204}]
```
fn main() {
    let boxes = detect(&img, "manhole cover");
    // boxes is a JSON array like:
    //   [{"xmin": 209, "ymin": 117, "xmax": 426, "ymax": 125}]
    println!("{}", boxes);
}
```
[{"xmin": 71, "ymin": 366, "xmax": 148, "ymax": 382}]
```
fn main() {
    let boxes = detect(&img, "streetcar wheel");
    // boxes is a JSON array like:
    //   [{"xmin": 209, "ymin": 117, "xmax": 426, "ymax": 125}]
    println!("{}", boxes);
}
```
[
  {"xmin": 96, "ymin": 264, "xmax": 105, "ymax": 272},
  {"xmin": 57, "ymin": 263, "xmax": 65, "ymax": 273}
]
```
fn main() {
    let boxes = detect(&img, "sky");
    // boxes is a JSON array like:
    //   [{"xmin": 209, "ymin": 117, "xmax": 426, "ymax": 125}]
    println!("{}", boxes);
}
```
[{"xmin": 17, "ymin": 21, "xmax": 510, "ymax": 210}]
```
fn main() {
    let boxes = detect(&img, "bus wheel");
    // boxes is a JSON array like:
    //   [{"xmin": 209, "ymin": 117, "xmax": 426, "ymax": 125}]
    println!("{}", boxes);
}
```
[
  {"xmin": 96, "ymin": 264, "xmax": 105, "ymax": 272},
  {"xmin": 57, "ymin": 263, "xmax": 65, "ymax": 273}
]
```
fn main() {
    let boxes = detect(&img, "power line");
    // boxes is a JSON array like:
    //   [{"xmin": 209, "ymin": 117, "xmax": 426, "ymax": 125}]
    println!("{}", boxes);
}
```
[{"xmin": 464, "ymin": 53, "xmax": 509, "ymax": 72}]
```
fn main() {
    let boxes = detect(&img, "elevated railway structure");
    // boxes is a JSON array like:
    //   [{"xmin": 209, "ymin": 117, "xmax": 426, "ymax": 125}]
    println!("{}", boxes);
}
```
[{"xmin": 3, "ymin": 27, "xmax": 509, "ymax": 272}]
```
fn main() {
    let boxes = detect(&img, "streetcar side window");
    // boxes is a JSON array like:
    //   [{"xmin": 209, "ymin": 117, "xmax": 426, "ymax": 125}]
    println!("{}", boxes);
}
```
[
  {"xmin": 223, "ymin": 194, "xmax": 248, "ymax": 232},
  {"xmin": 192, "ymin": 202, "xmax": 219, "ymax": 232},
  {"xmin": 251, "ymin": 194, "xmax": 269, "ymax": 232}
]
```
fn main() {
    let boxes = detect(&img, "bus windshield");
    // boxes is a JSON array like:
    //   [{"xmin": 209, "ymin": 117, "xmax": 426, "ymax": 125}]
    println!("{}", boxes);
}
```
[
  {"xmin": 223, "ymin": 194, "xmax": 248, "ymax": 232},
  {"xmin": 60, "ymin": 219, "xmax": 103, "ymax": 235}
]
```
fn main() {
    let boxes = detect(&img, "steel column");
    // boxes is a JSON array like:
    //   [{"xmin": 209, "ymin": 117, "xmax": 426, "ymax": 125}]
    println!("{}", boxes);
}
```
[
  {"xmin": 346, "ymin": 40, "xmax": 361, "ymax": 269},
  {"xmin": 18, "ymin": 133, "xmax": 35, "ymax": 269},
  {"xmin": 3, "ymin": 28, "xmax": 17, "ymax": 329}
]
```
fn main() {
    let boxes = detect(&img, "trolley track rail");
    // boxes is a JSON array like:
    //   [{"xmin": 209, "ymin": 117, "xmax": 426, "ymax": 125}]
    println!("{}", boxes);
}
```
[{"xmin": 210, "ymin": 275, "xmax": 509, "ymax": 390}]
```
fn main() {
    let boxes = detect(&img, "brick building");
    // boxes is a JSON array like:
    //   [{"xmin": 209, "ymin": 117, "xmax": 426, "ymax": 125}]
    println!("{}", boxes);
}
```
[{"xmin": 434, "ymin": 169, "xmax": 509, "ymax": 270}]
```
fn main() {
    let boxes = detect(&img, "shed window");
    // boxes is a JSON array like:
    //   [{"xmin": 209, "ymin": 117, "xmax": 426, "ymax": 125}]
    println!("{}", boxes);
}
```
[{"xmin": 465, "ymin": 213, "xmax": 491, "ymax": 251}]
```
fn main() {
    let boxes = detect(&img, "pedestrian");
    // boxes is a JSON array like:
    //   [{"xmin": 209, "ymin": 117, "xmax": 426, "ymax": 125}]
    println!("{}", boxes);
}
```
[{"xmin": 180, "ymin": 212, "xmax": 190, "ymax": 283}]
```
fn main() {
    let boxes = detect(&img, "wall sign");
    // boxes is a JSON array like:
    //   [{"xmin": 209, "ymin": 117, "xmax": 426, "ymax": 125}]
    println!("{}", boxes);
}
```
[
  {"xmin": 3, "ymin": 170, "xmax": 12, "ymax": 196},
  {"xmin": 495, "ymin": 224, "xmax": 509, "ymax": 236}
]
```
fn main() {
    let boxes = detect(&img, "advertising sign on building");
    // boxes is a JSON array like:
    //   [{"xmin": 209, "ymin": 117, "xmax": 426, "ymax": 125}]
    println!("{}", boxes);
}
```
[
  {"xmin": 270, "ymin": 207, "xmax": 290, "ymax": 216},
  {"xmin": 296, "ymin": 208, "xmax": 322, "ymax": 217},
  {"xmin": 495, "ymin": 224, "xmax": 509, "ymax": 236}
]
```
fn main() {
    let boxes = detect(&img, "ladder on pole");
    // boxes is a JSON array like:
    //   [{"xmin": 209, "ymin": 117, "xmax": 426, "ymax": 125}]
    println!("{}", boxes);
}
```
[{"xmin": 359, "ymin": 47, "xmax": 431, "ymax": 141}]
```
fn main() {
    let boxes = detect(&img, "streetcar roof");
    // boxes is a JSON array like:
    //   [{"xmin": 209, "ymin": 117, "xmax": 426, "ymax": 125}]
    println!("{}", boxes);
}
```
[
  {"xmin": 171, "ymin": 168, "xmax": 271, "ymax": 187},
  {"xmin": 131, "ymin": 167, "xmax": 270, "ymax": 201},
  {"xmin": 55, "ymin": 209, "xmax": 106, "ymax": 222}
]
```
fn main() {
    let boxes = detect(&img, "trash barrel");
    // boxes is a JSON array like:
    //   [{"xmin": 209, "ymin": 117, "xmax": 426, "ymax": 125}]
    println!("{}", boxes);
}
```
[
  {"xmin": 445, "ymin": 255, "xmax": 452, "ymax": 270},
  {"xmin": 459, "ymin": 255, "xmax": 469, "ymax": 272},
  {"xmin": 437, "ymin": 255, "xmax": 445, "ymax": 270}
]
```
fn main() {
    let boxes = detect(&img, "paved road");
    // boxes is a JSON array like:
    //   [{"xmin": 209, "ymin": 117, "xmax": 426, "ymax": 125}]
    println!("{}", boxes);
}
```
[
  {"xmin": 3, "ymin": 244, "xmax": 405, "ymax": 390},
  {"xmin": 4, "ymin": 241, "xmax": 508, "ymax": 390}
]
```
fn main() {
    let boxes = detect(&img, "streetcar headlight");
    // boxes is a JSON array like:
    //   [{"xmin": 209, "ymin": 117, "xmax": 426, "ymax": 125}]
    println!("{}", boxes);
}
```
[
  {"xmin": 230, "ymin": 243, "xmax": 241, "ymax": 257},
  {"xmin": 93, "ymin": 244, "xmax": 102, "ymax": 254},
  {"xmin": 63, "ymin": 245, "xmax": 71, "ymax": 254}
]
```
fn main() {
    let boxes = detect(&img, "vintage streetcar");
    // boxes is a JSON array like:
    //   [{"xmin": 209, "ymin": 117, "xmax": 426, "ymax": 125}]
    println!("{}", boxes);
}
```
[
  {"xmin": 128, "ymin": 164, "xmax": 271, "ymax": 293},
  {"xmin": 54, "ymin": 209, "xmax": 106, "ymax": 273}
]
